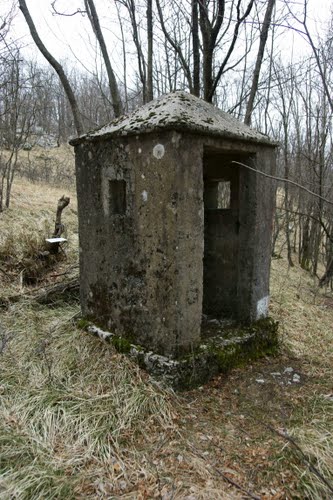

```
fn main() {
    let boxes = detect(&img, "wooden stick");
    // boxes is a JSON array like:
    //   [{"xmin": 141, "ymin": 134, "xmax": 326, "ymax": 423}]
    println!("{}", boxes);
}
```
[
  {"xmin": 187, "ymin": 442, "xmax": 261, "ymax": 500},
  {"xmin": 53, "ymin": 195, "xmax": 70, "ymax": 237},
  {"xmin": 266, "ymin": 425, "xmax": 333, "ymax": 495}
]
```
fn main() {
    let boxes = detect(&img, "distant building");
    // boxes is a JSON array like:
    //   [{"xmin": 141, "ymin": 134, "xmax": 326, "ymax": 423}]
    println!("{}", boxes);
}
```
[{"xmin": 70, "ymin": 92, "xmax": 277, "ymax": 357}]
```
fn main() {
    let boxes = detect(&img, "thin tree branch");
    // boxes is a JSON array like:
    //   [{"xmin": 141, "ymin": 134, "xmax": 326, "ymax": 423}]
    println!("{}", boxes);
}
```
[
  {"xmin": 155, "ymin": 0, "xmax": 193, "ymax": 92},
  {"xmin": 278, "ymin": 207, "xmax": 332, "ymax": 242},
  {"xmin": 266, "ymin": 425, "xmax": 333, "ymax": 495},
  {"xmin": 51, "ymin": 1, "xmax": 86, "ymax": 17},
  {"xmin": 187, "ymin": 442, "xmax": 261, "ymax": 500},
  {"xmin": 232, "ymin": 161, "xmax": 333, "ymax": 207},
  {"xmin": 284, "ymin": 0, "xmax": 333, "ymax": 114},
  {"xmin": 209, "ymin": 0, "xmax": 255, "ymax": 101}
]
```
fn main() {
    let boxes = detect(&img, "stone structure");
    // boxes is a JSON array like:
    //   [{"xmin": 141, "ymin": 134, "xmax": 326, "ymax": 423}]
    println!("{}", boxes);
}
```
[{"xmin": 70, "ymin": 92, "xmax": 276, "ymax": 358}]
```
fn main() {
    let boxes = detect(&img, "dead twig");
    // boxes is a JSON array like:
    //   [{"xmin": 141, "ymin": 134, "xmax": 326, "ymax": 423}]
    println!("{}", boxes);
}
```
[
  {"xmin": 0, "ymin": 276, "xmax": 79, "ymax": 307},
  {"xmin": 50, "ymin": 264, "xmax": 79, "ymax": 278},
  {"xmin": 0, "ymin": 267, "xmax": 10, "ymax": 281},
  {"xmin": 32, "ymin": 277, "xmax": 79, "ymax": 304},
  {"xmin": 266, "ymin": 424, "xmax": 333, "ymax": 495},
  {"xmin": 51, "ymin": 1, "xmax": 86, "ymax": 17},
  {"xmin": 0, "ymin": 327, "xmax": 13, "ymax": 354},
  {"xmin": 232, "ymin": 161, "xmax": 333, "ymax": 207},
  {"xmin": 187, "ymin": 443, "xmax": 261, "ymax": 500}
]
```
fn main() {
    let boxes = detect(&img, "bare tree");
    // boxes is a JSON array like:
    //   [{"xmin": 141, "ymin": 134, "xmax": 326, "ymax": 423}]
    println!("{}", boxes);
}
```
[
  {"xmin": 84, "ymin": 0, "xmax": 123, "ymax": 116},
  {"xmin": 244, "ymin": 0, "xmax": 275, "ymax": 125},
  {"xmin": 18, "ymin": 0, "xmax": 83, "ymax": 135},
  {"xmin": 155, "ymin": 0, "xmax": 256, "ymax": 102},
  {"xmin": 115, "ymin": 0, "xmax": 151, "ymax": 104},
  {"xmin": 156, "ymin": 0, "xmax": 194, "ymax": 93},
  {"xmin": 300, "ymin": 0, "xmax": 333, "ymax": 114},
  {"xmin": 0, "ymin": 53, "xmax": 37, "ymax": 210}
]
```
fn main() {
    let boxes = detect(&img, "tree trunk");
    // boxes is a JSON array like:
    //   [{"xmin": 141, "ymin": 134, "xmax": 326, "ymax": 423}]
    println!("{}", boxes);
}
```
[
  {"xmin": 84, "ymin": 0, "xmax": 123, "ymax": 117},
  {"xmin": 146, "ymin": 0, "xmax": 153, "ymax": 102},
  {"xmin": 207, "ymin": 0, "xmax": 254, "ymax": 102},
  {"xmin": 320, "ymin": 256, "xmax": 333, "ymax": 287},
  {"xmin": 115, "ymin": 1, "xmax": 128, "ymax": 111},
  {"xmin": 19, "ymin": 0, "xmax": 83, "ymax": 135},
  {"xmin": 199, "ymin": 0, "xmax": 217, "ymax": 102},
  {"xmin": 244, "ymin": 0, "xmax": 275, "ymax": 125},
  {"xmin": 191, "ymin": 0, "xmax": 200, "ymax": 97}
]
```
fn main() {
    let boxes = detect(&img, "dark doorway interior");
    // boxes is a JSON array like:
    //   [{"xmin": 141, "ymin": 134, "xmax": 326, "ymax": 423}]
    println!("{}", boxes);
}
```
[{"xmin": 202, "ymin": 149, "xmax": 251, "ymax": 320}]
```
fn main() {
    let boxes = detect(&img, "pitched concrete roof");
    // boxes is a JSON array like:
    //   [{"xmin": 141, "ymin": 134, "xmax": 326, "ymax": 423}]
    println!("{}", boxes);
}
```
[{"xmin": 70, "ymin": 91, "xmax": 275, "ymax": 146}]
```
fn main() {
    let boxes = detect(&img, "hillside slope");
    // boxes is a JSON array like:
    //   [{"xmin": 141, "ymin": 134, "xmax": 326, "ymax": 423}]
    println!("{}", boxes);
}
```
[{"xmin": 0, "ymin": 179, "xmax": 332, "ymax": 499}]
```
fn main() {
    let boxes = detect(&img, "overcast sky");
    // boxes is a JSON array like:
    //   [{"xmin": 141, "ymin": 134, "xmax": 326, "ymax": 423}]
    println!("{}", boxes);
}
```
[{"xmin": 3, "ymin": 0, "xmax": 332, "ymax": 83}]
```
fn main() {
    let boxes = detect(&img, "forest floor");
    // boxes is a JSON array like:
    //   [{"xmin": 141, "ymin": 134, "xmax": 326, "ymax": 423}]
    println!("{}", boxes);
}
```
[{"xmin": 0, "ymin": 178, "xmax": 332, "ymax": 499}]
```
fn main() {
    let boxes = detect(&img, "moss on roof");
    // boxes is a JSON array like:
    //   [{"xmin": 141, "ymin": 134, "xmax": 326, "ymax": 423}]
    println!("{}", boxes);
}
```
[{"xmin": 70, "ymin": 91, "xmax": 275, "ymax": 146}]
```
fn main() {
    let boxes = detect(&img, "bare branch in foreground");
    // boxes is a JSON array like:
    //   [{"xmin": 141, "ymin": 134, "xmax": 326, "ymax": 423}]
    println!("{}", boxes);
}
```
[
  {"xmin": 266, "ymin": 425, "xmax": 333, "ymax": 495},
  {"xmin": 232, "ymin": 161, "xmax": 333, "ymax": 207}
]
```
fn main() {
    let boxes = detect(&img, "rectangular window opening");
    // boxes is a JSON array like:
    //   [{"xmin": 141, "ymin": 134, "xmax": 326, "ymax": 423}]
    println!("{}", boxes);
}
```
[{"xmin": 109, "ymin": 179, "xmax": 126, "ymax": 215}]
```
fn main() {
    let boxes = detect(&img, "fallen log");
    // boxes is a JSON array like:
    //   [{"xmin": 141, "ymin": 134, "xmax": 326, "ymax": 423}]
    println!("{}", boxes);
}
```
[
  {"xmin": 0, "ymin": 276, "xmax": 79, "ymax": 308},
  {"xmin": 33, "ymin": 277, "xmax": 79, "ymax": 304}
]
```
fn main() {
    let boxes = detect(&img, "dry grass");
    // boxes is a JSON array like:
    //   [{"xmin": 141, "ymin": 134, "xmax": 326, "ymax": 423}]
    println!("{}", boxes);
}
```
[
  {"xmin": 0, "ymin": 178, "xmax": 332, "ymax": 499},
  {"xmin": 0, "ymin": 179, "xmax": 78, "ymax": 295},
  {"xmin": 0, "ymin": 302, "xmax": 239, "ymax": 499},
  {"xmin": 1, "ymin": 144, "xmax": 75, "ymax": 188},
  {"xmin": 269, "ymin": 256, "xmax": 333, "ymax": 498},
  {"xmin": 0, "ymin": 179, "xmax": 239, "ymax": 499},
  {"xmin": 0, "ymin": 301, "xmax": 178, "ymax": 498},
  {"xmin": 271, "ymin": 256, "xmax": 333, "ymax": 375}
]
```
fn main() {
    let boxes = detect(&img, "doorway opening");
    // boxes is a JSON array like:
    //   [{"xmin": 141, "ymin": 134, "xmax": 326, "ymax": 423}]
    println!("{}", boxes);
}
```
[{"xmin": 202, "ymin": 149, "xmax": 253, "ymax": 332}]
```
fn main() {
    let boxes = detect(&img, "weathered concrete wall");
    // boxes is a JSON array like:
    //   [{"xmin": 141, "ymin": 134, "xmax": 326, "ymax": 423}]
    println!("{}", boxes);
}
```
[
  {"xmin": 75, "ymin": 131, "xmax": 276, "ymax": 356},
  {"xmin": 75, "ymin": 131, "xmax": 203, "ymax": 356},
  {"xmin": 250, "ymin": 147, "xmax": 276, "ymax": 319},
  {"xmin": 234, "ymin": 144, "xmax": 276, "ymax": 321}
]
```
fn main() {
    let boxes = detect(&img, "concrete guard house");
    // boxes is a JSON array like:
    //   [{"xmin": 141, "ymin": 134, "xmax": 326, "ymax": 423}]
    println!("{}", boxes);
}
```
[{"xmin": 70, "ymin": 92, "xmax": 276, "ymax": 358}]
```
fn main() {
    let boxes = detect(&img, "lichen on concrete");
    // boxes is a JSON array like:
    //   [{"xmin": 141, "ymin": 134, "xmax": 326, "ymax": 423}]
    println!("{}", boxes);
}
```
[
  {"xmin": 70, "ymin": 91, "xmax": 275, "ymax": 146},
  {"xmin": 86, "ymin": 318, "xmax": 279, "ymax": 390},
  {"xmin": 72, "ymin": 91, "xmax": 277, "ymax": 362}
]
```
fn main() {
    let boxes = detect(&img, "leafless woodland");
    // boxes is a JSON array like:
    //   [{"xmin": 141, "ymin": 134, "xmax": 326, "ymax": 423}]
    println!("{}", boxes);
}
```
[{"xmin": 1, "ymin": 0, "xmax": 332, "ymax": 285}]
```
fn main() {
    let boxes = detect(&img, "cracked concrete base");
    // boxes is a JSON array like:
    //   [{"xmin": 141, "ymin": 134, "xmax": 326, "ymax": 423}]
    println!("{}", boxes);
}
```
[{"xmin": 86, "ymin": 318, "xmax": 279, "ymax": 390}]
